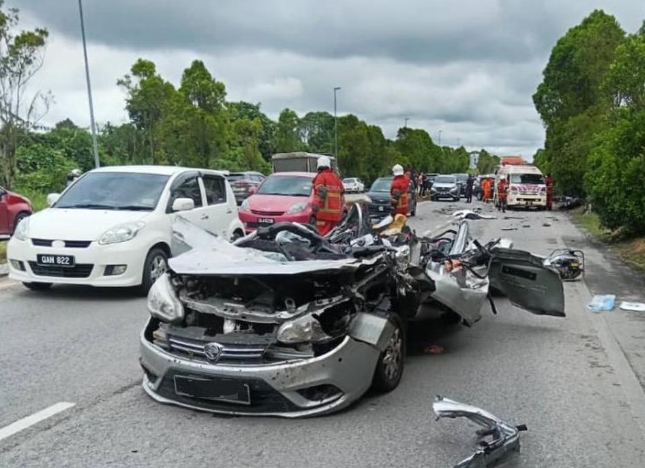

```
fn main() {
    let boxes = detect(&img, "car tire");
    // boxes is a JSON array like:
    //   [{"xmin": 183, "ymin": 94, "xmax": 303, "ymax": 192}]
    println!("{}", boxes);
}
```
[
  {"xmin": 231, "ymin": 230, "xmax": 244, "ymax": 242},
  {"xmin": 453, "ymin": 196, "xmax": 459, "ymax": 202},
  {"xmin": 23, "ymin": 282, "xmax": 53, "ymax": 291},
  {"xmin": 12, "ymin": 212, "xmax": 30, "ymax": 235},
  {"xmin": 140, "ymin": 247, "xmax": 168, "ymax": 294},
  {"xmin": 371, "ymin": 313, "xmax": 406, "ymax": 393}
]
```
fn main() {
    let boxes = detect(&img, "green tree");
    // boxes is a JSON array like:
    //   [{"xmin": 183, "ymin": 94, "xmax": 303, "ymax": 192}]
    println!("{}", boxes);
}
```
[
  {"xmin": 337, "ymin": 114, "xmax": 370, "ymax": 178},
  {"xmin": 0, "ymin": 1, "xmax": 49, "ymax": 188},
  {"xmin": 274, "ymin": 108, "xmax": 303, "ymax": 152},
  {"xmin": 298, "ymin": 111, "xmax": 334, "ymax": 153},
  {"xmin": 533, "ymin": 10, "xmax": 625, "ymax": 196},
  {"xmin": 228, "ymin": 101, "xmax": 276, "ymax": 160}
]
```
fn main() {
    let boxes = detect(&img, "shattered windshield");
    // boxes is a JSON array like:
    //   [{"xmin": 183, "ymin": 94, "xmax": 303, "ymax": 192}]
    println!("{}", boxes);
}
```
[{"xmin": 257, "ymin": 175, "xmax": 312, "ymax": 196}]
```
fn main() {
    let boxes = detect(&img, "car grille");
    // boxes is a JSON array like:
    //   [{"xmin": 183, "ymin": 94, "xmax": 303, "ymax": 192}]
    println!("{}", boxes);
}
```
[
  {"xmin": 28, "ymin": 262, "xmax": 94, "ymax": 278},
  {"xmin": 31, "ymin": 239, "xmax": 92, "ymax": 248},
  {"xmin": 156, "ymin": 370, "xmax": 298, "ymax": 414},
  {"xmin": 251, "ymin": 210, "xmax": 284, "ymax": 216}
]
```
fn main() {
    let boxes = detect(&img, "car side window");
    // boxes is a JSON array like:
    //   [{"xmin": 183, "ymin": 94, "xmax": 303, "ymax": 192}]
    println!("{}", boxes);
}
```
[
  {"xmin": 170, "ymin": 175, "xmax": 203, "ymax": 209},
  {"xmin": 202, "ymin": 175, "xmax": 227, "ymax": 205}
]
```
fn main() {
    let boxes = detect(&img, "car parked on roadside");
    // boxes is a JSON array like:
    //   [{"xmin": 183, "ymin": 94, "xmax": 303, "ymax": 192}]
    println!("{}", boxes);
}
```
[
  {"xmin": 226, "ymin": 171, "xmax": 265, "ymax": 205},
  {"xmin": 237, "ymin": 172, "xmax": 346, "ymax": 233},
  {"xmin": 0, "ymin": 186, "xmax": 33, "ymax": 238},
  {"xmin": 7, "ymin": 166, "xmax": 245, "ymax": 292},
  {"xmin": 452, "ymin": 173, "xmax": 469, "ymax": 196},
  {"xmin": 342, "ymin": 177, "xmax": 365, "ymax": 193},
  {"xmin": 365, "ymin": 176, "xmax": 417, "ymax": 219},
  {"xmin": 430, "ymin": 175, "xmax": 460, "ymax": 202}
]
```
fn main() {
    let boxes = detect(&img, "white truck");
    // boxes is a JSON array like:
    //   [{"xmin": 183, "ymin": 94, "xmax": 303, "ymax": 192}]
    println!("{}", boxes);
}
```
[
  {"xmin": 495, "ymin": 164, "xmax": 547, "ymax": 209},
  {"xmin": 271, "ymin": 152, "xmax": 338, "ymax": 174}
]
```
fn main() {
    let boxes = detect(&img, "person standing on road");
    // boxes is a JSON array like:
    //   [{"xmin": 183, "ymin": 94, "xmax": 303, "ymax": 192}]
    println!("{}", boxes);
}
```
[
  {"xmin": 311, "ymin": 156, "xmax": 344, "ymax": 236},
  {"xmin": 482, "ymin": 178, "xmax": 491, "ymax": 203},
  {"xmin": 545, "ymin": 173, "xmax": 555, "ymax": 210},
  {"xmin": 390, "ymin": 164, "xmax": 409, "ymax": 216},
  {"xmin": 497, "ymin": 177, "xmax": 508, "ymax": 213},
  {"xmin": 465, "ymin": 175, "xmax": 474, "ymax": 203}
]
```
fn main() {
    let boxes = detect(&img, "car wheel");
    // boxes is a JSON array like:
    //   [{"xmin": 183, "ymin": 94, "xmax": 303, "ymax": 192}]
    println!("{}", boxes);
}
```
[
  {"xmin": 231, "ymin": 230, "xmax": 244, "ymax": 242},
  {"xmin": 141, "ymin": 247, "xmax": 168, "ymax": 294},
  {"xmin": 23, "ymin": 282, "xmax": 53, "ymax": 291},
  {"xmin": 453, "ymin": 196, "xmax": 459, "ymax": 202},
  {"xmin": 372, "ymin": 314, "xmax": 406, "ymax": 393},
  {"xmin": 12, "ymin": 212, "xmax": 30, "ymax": 235}
]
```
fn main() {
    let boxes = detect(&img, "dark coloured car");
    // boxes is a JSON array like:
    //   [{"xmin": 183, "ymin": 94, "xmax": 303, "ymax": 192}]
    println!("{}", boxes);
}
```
[
  {"xmin": 227, "ymin": 172, "xmax": 266, "ymax": 205},
  {"xmin": 453, "ymin": 173, "xmax": 469, "ymax": 196},
  {"xmin": 0, "ymin": 186, "xmax": 33, "ymax": 238},
  {"xmin": 366, "ymin": 177, "xmax": 417, "ymax": 219}
]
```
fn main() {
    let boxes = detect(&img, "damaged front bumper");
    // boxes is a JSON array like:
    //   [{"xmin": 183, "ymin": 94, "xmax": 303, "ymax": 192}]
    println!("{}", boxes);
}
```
[
  {"xmin": 140, "ymin": 316, "xmax": 388, "ymax": 418},
  {"xmin": 433, "ymin": 396, "xmax": 527, "ymax": 468}
]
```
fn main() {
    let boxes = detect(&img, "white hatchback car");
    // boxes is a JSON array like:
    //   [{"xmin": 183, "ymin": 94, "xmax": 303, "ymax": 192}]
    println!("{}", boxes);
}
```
[
  {"xmin": 342, "ymin": 177, "xmax": 365, "ymax": 193},
  {"xmin": 7, "ymin": 166, "xmax": 245, "ymax": 292}
]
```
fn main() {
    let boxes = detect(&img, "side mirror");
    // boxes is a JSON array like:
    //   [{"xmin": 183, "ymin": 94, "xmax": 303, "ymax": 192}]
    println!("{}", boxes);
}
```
[
  {"xmin": 248, "ymin": 186, "xmax": 258, "ymax": 195},
  {"xmin": 47, "ymin": 193, "xmax": 60, "ymax": 206},
  {"xmin": 172, "ymin": 198, "xmax": 195, "ymax": 212}
]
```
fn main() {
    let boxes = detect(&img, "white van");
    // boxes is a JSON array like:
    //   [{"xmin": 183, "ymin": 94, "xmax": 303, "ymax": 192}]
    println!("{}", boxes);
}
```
[{"xmin": 495, "ymin": 165, "xmax": 546, "ymax": 209}]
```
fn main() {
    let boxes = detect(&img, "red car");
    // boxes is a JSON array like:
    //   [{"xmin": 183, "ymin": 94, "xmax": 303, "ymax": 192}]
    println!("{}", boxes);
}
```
[
  {"xmin": 238, "ymin": 172, "xmax": 346, "ymax": 233},
  {"xmin": 0, "ymin": 187, "xmax": 33, "ymax": 237}
]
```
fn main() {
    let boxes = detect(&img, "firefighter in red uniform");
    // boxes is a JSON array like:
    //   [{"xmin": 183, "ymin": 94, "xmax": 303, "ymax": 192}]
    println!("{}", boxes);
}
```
[
  {"xmin": 390, "ymin": 164, "xmax": 409, "ymax": 216},
  {"xmin": 545, "ymin": 173, "xmax": 555, "ymax": 210},
  {"xmin": 311, "ymin": 156, "xmax": 344, "ymax": 236},
  {"xmin": 497, "ymin": 177, "xmax": 508, "ymax": 213}
]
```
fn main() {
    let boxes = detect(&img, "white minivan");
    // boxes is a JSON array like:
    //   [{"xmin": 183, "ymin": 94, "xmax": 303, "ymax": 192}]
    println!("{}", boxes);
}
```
[
  {"xmin": 495, "ymin": 165, "xmax": 547, "ymax": 209},
  {"xmin": 7, "ymin": 166, "xmax": 245, "ymax": 292}
]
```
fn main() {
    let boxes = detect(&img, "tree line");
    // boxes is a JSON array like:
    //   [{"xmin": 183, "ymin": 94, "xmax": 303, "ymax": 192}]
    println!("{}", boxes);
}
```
[
  {"xmin": 533, "ymin": 10, "xmax": 645, "ymax": 233},
  {"xmin": 0, "ymin": 1, "xmax": 501, "ymax": 204}
]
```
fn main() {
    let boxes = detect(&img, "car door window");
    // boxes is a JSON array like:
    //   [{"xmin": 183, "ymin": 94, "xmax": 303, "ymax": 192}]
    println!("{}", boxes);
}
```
[
  {"xmin": 170, "ymin": 175, "xmax": 203, "ymax": 210},
  {"xmin": 202, "ymin": 175, "xmax": 227, "ymax": 205}
]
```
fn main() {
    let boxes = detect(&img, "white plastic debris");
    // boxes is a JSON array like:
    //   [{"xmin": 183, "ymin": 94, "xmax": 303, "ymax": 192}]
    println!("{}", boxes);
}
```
[
  {"xmin": 451, "ymin": 210, "xmax": 497, "ymax": 220},
  {"xmin": 619, "ymin": 302, "xmax": 645, "ymax": 312}
]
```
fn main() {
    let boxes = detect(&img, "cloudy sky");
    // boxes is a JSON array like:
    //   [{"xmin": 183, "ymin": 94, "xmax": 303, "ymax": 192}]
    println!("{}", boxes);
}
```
[{"xmin": 15, "ymin": 0, "xmax": 645, "ymax": 158}]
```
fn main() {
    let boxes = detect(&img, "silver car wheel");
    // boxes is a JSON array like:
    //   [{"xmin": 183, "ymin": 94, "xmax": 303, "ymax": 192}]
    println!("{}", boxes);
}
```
[
  {"xmin": 382, "ymin": 328, "xmax": 403, "ymax": 380},
  {"xmin": 150, "ymin": 254, "xmax": 167, "ymax": 283}
]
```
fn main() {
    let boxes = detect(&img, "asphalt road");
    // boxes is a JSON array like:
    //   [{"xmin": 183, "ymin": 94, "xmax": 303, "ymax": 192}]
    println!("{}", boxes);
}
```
[{"xmin": 2, "ymin": 200, "xmax": 645, "ymax": 467}]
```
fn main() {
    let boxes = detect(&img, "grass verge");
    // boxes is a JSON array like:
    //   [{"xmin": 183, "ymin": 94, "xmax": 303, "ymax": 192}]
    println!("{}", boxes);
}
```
[
  {"xmin": 571, "ymin": 208, "xmax": 645, "ymax": 273},
  {"xmin": 0, "ymin": 241, "xmax": 6, "ymax": 264}
]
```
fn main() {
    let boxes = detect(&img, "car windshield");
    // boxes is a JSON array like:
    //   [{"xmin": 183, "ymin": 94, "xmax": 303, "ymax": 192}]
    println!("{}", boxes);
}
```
[
  {"xmin": 55, "ymin": 172, "xmax": 170, "ymax": 211},
  {"xmin": 435, "ymin": 176, "xmax": 456, "ymax": 184},
  {"xmin": 370, "ymin": 178, "xmax": 392, "ymax": 192},
  {"xmin": 257, "ymin": 175, "xmax": 312, "ymax": 196},
  {"xmin": 343, "ymin": 178, "xmax": 356, "ymax": 183},
  {"xmin": 510, "ymin": 174, "xmax": 545, "ymax": 184}
]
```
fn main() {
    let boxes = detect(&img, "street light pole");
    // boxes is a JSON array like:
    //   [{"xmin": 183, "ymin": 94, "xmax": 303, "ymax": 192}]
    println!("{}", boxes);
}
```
[
  {"xmin": 405, "ymin": 117, "xmax": 409, "ymax": 128},
  {"xmin": 333, "ymin": 87, "xmax": 341, "ymax": 158},
  {"xmin": 78, "ymin": 0, "xmax": 100, "ymax": 168}
]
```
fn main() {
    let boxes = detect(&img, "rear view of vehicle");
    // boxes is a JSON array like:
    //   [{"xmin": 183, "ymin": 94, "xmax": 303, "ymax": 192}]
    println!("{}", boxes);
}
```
[
  {"xmin": 227, "ymin": 172, "xmax": 265, "ymax": 205},
  {"xmin": 0, "ymin": 187, "xmax": 33, "ymax": 238},
  {"xmin": 342, "ymin": 178, "xmax": 364, "ymax": 193},
  {"xmin": 238, "ymin": 172, "xmax": 316, "ymax": 232},
  {"xmin": 502, "ymin": 166, "xmax": 547, "ymax": 209},
  {"xmin": 366, "ymin": 177, "xmax": 416, "ymax": 219}
]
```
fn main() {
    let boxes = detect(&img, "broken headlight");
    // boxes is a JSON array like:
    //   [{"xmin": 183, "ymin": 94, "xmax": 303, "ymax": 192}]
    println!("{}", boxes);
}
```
[
  {"xmin": 277, "ymin": 314, "xmax": 331, "ymax": 344},
  {"xmin": 147, "ymin": 273, "xmax": 184, "ymax": 323}
]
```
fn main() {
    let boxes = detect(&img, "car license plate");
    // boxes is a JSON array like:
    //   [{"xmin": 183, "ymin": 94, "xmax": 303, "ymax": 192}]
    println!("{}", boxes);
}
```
[
  {"xmin": 258, "ymin": 218, "xmax": 275, "ymax": 225},
  {"xmin": 174, "ymin": 375, "xmax": 251, "ymax": 405},
  {"xmin": 570, "ymin": 262, "xmax": 579, "ymax": 268},
  {"xmin": 36, "ymin": 254, "xmax": 75, "ymax": 268}
]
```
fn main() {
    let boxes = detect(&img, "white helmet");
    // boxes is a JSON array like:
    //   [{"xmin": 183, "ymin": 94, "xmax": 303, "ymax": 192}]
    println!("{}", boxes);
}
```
[
  {"xmin": 317, "ymin": 156, "xmax": 331, "ymax": 169},
  {"xmin": 392, "ymin": 164, "xmax": 404, "ymax": 176}
]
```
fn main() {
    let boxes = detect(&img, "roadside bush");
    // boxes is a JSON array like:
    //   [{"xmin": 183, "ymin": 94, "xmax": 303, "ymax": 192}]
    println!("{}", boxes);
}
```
[{"xmin": 14, "ymin": 143, "xmax": 76, "ymax": 195}]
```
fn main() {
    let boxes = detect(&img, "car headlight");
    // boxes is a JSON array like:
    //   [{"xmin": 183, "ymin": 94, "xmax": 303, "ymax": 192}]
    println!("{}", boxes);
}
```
[
  {"xmin": 277, "ymin": 313, "xmax": 331, "ymax": 344},
  {"xmin": 98, "ymin": 221, "xmax": 146, "ymax": 245},
  {"xmin": 240, "ymin": 199, "xmax": 250, "ymax": 211},
  {"xmin": 147, "ymin": 273, "xmax": 184, "ymax": 322},
  {"xmin": 13, "ymin": 216, "xmax": 29, "ymax": 241},
  {"xmin": 287, "ymin": 202, "xmax": 308, "ymax": 214},
  {"xmin": 450, "ymin": 187, "xmax": 458, "ymax": 192}
]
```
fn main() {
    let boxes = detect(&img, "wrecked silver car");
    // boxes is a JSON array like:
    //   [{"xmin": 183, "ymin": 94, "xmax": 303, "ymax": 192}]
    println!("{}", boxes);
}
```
[{"xmin": 139, "ymin": 205, "xmax": 565, "ymax": 417}]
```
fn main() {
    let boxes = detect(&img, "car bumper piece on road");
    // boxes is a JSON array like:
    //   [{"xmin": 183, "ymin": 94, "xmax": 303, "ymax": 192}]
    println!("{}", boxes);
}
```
[
  {"xmin": 7, "ymin": 237, "xmax": 146, "ymax": 287},
  {"xmin": 139, "ymin": 323, "xmax": 381, "ymax": 417}
]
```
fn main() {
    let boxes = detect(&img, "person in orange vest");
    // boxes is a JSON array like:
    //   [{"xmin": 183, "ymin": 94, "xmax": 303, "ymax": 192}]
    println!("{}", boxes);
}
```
[
  {"xmin": 311, "ymin": 156, "xmax": 344, "ymax": 236},
  {"xmin": 545, "ymin": 173, "xmax": 555, "ymax": 210},
  {"xmin": 482, "ymin": 178, "xmax": 492, "ymax": 203},
  {"xmin": 497, "ymin": 177, "xmax": 508, "ymax": 213},
  {"xmin": 390, "ymin": 164, "xmax": 409, "ymax": 216}
]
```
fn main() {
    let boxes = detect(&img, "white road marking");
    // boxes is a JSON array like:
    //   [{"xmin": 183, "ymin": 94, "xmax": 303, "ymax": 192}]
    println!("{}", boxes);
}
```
[{"xmin": 0, "ymin": 402, "xmax": 75, "ymax": 442}]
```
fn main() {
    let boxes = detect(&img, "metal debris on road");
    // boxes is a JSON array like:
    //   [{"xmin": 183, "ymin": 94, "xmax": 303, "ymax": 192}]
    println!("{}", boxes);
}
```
[
  {"xmin": 543, "ymin": 223, "xmax": 552, "ymax": 227},
  {"xmin": 501, "ymin": 228, "xmax": 517, "ymax": 231},
  {"xmin": 452, "ymin": 210, "xmax": 497, "ymax": 220},
  {"xmin": 619, "ymin": 302, "xmax": 645, "ymax": 312},
  {"xmin": 432, "ymin": 395, "xmax": 527, "ymax": 468},
  {"xmin": 588, "ymin": 295, "xmax": 616, "ymax": 312}
]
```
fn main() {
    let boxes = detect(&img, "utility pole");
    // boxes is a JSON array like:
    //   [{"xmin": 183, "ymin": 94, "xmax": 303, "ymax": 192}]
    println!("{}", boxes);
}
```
[
  {"xmin": 404, "ymin": 117, "xmax": 409, "ymax": 128},
  {"xmin": 333, "ymin": 87, "xmax": 341, "ymax": 158},
  {"xmin": 78, "ymin": 0, "xmax": 100, "ymax": 168}
]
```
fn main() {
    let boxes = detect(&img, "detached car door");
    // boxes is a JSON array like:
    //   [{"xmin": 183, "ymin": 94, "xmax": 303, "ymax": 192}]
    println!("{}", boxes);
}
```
[{"xmin": 489, "ymin": 248, "xmax": 565, "ymax": 317}]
